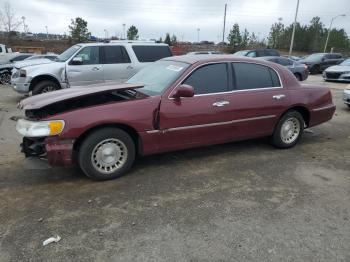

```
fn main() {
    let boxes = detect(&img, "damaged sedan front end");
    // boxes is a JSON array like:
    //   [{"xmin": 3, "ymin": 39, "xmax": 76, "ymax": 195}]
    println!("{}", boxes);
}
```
[{"xmin": 16, "ymin": 83, "xmax": 146, "ymax": 166}]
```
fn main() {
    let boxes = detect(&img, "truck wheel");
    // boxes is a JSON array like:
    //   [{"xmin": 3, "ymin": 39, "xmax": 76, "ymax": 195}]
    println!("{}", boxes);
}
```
[
  {"xmin": 78, "ymin": 127, "xmax": 136, "ymax": 180},
  {"xmin": 271, "ymin": 110, "xmax": 304, "ymax": 149},
  {"xmin": 0, "ymin": 72, "xmax": 11, "ymax": 85},
  {"xmin": 32, "ymin": 80, "xmax": 59, "ymax": 95}
]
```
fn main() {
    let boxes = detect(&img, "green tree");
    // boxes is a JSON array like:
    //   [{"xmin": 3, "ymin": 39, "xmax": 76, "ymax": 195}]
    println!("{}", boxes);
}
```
[
  {"xmin": 68, "ymin": 17, "xmax": 90, "ymax": 42},
  {"xmin": 227, "ymin": 23, "xmax": 241, "ymax": 46},
  {"xmin": 158, "ymin": 37, "xmax": 163, "ymax": 43},
  {"xmin": 170, "ymin": 34, "xmax": 177, "ymax": 45},
  {"xmin": 127, "ymin": 25, "xmax": 139, "ymax": 40},
  {"xmin": 164, "ymin": 33, "xmax": 171, "ymax": 45},
  {"xmin": 268, "ymin": 20, "xmax": 284, "ymax": 48},
  {"xmin": 241, "ymin": 29, "xmax": 250, "ymax": 48}
]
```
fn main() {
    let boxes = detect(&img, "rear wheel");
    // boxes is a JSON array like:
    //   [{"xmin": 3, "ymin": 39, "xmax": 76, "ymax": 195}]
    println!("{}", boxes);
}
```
[
  {"xmin": 294, "ymin": 73, "xmax": 302, "ymax": 81},
  {"xmin": 32, "ymin": 80, "xmax": 59, "ymax": 95},
  {"xmin": 311, "ymin": 65, "xmax": 320, "ymax": 74},
  {"xmin": 0, "ymin": 72, "xmax": 11, "ymax": 85},
  {"xmin": 78, "ymin": 128, "xmax": 136, "ymax": 180},
  {"xmin": 271, "ymin": 110, "xmax": 304, "ymax": 149}
]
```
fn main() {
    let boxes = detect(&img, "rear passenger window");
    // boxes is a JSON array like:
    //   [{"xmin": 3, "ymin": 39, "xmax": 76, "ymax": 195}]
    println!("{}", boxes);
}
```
[
  {"xmin": 183, "ymin": 63, "xmax": 229, "ymax": 95},
  {"xmin": 233, "ymin": 63, "xmax": 280, "ymax": 90},
  {"xmin": 102, "ymin": 46, "xmax": 131, "ymax": 64},
  {"xmin": 265, "ymin": 50, "xmax": 279, "ymax": 56},
  {"xmin": 132, "ymin": 46, "xmax": 172, "ymax": 62},
  {"xmin": 277, "ymin": 58, "xmax": 293, "ymax": 66}
]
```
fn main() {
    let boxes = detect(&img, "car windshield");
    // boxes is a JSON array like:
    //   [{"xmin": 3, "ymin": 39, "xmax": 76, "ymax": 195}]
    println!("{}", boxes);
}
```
[
  {"xmin": 56, "ymin": 45, "xmax": 81, "ymax": 62},
  {"xmin": 233, "ymin": 50, "xmax": 249, "ymax": 57},
  {"xmin": 127, "ymin": 60, "xmax": 189, "ymax": 96},
  {"xmin": 303, "ymin": 54, "xmax": 324, "ymax": 62},
  {"xmin": 340, "ymin": 58, "xmax": 350, "ymax": 66}
]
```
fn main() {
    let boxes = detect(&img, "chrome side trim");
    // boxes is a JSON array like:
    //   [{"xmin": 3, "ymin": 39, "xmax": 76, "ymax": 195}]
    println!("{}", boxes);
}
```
[
  {"xmin": 312, "ymin": 104, "xmax": 335, "ymax": 112},
  {"xmin": 145, "ymin": 115, "xmax": 276, "ymax": 134},
  {"xmin": 167, "ymin": 61, "xmax": 283, "ymax": 99}
]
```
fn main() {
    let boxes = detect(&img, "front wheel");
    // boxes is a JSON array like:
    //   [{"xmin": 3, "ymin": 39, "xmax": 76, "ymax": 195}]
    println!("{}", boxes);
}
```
[
  {"xmin": 32, "ymin": 80, "xmax": 59, "ymax": 95},
  {"xmin": 78, "ymin": 128, "xmax": 136, "ymax": 180},
  {"xmin": 0, "ymin": 72, "xmax": 11, "ymax": 85},
  {"xmin": 271, "ymin": 111, "xmax": 304, "ymax": 149}
]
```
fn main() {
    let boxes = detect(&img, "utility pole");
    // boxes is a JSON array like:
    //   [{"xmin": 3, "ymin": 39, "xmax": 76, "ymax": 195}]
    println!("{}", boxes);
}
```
[
  {"xmin": 197, "ymin": 28, "xmax": 200, "ymax": 42},
  {"xmin": 45, "ymin": 25, "xmax": 48, "ymax": 39},
  {"xmin": 222, "ymin": 3, "xmax": 227, "ymax": 43},
  {"xmin": 289, "ymin": 0, "xmax": 300, "ymax": 56},
  {"xmin": 324, "ymin": 14, "xmax": 346, "ymax": 52},
  {"xmin": 122, "ymin": 23, "xmax": 126, "ymax": 39}
]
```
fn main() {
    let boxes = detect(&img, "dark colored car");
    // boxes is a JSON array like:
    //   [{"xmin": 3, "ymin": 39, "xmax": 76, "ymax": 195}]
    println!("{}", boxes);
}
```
[
  {"xmin": 233, "ymin": 49, "xmax": 280, "ymax": 58},
  {"xmin": 16, "ymin": 55, "xmax": 335, "ymax": 180},
  {"xmin": 299, "ymin": 53, "xmax": 344, "ymax": 74},
  {"xmin": 259, "ymin": 56, "xmax": 309, "ymax": 81},
  {"xmin": 0, "ymin": 53, "xmax": 34, "ymax": 84}
]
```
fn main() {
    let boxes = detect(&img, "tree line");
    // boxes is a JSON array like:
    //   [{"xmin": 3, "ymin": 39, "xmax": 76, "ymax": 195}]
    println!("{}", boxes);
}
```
[{"xmin": 228, "ymin": 16, "xmax": 350, "ymax": 53}]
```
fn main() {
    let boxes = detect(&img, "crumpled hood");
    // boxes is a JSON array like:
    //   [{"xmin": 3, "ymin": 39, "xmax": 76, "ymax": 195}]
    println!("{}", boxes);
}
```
[
  {"xmin": 325, "ymin": 65, "xmax": 350, "ymax": 72},
  {"xmin": 19, "ymin": 83, "xmax": 144, "ymax": 110},
  {"xmin": 14, "ymin": 58, "xmax": 54, "ymax": 69}
]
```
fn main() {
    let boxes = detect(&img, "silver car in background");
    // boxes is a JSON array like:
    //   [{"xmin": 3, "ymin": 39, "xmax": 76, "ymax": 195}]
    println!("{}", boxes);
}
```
[
  {"xmin": 259, "ymin": 56, "xmax": 309, "ymax": 81},
  {"xmin": 323, "ymin": 58, "xmax": 350, "ymax": 82}
]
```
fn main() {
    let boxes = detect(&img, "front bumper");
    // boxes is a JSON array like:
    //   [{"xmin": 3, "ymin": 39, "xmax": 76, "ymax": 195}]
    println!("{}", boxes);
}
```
[
  {"xmin": 323, "ymin": 71, "xmax": 350, "ymax": 82},
  {"xmin": 11, "ymin": 76, "xmax": 32, "ymax": 94},
  {"xmin": 343, "ymin": 89, "xmax": 350, "ymax": 105},
  {"xmin": 21, "ymin": 137, "xmax": 74, "ymax": 166}
]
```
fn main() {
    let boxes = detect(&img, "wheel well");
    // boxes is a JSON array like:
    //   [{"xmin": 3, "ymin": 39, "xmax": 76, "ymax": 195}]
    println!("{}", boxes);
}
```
[
  {"xmin": 73, "ymin": 123, "xmax": 140, "ymax": 155},
  {"xmin": 293, "ymin": 72, "xmax": 301, "ymax": 79},
  {"xmin": 284, "ymin": 106, "xmax": 310, "ymax": 127},
  {"xmin": 29, "ymin": 75, "xmax": 61, "ymax": 91}
]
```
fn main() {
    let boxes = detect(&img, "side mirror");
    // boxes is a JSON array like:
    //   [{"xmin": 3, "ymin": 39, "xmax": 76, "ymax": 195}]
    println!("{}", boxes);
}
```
[
  {"xmin": 172, "ymin": 84, "xmax": 194, "ymax": 99},
  {"xmin": 70, "ymin": 56, "xmax": 83, "ymax": 65}
]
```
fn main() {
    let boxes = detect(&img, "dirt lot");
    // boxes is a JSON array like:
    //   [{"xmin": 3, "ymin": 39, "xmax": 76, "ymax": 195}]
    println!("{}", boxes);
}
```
[{"xmin": 0, "ymin": 76, "xmax": 349, "ymax": 262}]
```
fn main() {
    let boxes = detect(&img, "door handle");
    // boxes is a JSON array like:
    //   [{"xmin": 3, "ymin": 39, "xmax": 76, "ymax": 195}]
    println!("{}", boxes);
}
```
[
  {"xmin": 213, "ymin": 101, "xmax": 230, "ymax": 107},
  {"xmin": 127, "ymin": 65, "xmax": 134, "ymax": 70},
  {"xmin": 92, "ymin": 66, "xmax": 100, "ymax": 71},
  {"xmin": 273, "ymin": 94, "xmax": 286, "ymax": 100}
]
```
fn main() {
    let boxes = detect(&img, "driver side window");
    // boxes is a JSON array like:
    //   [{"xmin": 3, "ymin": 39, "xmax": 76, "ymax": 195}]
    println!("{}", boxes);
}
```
[
  {"xmin": 74, "ymin": 46, "xmax": 100, "ymax": 65},
  {"xmin": 247, "ymin": 51, "xmax": 256, "ymax": 58}
]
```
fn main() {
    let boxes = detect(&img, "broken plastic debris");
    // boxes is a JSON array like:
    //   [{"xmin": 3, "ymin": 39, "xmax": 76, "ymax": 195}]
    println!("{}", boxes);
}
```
[{"xmin": 43, "ymin": 235, "xmax": 61, "ymax": 246}]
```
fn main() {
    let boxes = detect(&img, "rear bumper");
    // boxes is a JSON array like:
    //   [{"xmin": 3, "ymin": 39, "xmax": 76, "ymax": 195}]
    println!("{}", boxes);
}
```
[
  {"xmin": 21, "ymin": 137, "xmax": 74, "ymax": 166},
  {"xmin": 309, "ymin": 104, "xmax": 336, "ymax": 127}
]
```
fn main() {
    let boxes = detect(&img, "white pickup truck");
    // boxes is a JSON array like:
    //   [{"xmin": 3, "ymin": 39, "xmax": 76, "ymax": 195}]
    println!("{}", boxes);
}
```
[{"xmin": 11, "ymin": 41, "xmax": 172, "ymax": 95}]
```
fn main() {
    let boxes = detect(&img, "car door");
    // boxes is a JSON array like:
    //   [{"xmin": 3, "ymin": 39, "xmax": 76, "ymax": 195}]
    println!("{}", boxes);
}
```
[
  {"xmin": 66, "ymin": 46, "xmax": 104, "ymax": 86},
  {"xmin": 101, "ymin": 45, "xmax": 137, "ymax": 83},
  {"xmin": 229, "ymin": 62, "xmax": 289, "ymax": 139},
  {"xmin": 158, "ymin": 62, "xmax": 235, "ymax": 151}
]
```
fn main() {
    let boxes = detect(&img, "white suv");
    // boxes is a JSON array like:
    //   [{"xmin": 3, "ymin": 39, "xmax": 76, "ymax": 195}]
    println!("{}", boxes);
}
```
[{"xmin": 11, "ymin": 41, "xmax": 172, "ymax": 95}]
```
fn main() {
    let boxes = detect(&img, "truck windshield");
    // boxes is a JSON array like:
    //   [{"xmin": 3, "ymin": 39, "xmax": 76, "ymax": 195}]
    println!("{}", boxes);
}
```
[
  {"xmin": 56, "ymin": 45, "xmax": 81, "ymax": 62},
  {"xmin": 127, "ymin": 60, "xmax": 189, "ymax": 96},
  {"xmin": 303, "ymin": 54, "xmax": 324, "ymax": 62}
]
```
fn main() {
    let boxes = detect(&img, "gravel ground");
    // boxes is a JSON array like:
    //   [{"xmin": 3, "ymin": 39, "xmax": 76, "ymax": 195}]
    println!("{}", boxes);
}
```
[{"xmin": 0, "ymin": 76, "xmax": 349, "ymax": 262}]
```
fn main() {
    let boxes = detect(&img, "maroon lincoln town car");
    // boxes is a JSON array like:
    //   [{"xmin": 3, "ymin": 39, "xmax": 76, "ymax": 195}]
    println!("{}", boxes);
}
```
[{"xmin": 16, "ymin": 55, "xmax": 336, "ymax": 180}]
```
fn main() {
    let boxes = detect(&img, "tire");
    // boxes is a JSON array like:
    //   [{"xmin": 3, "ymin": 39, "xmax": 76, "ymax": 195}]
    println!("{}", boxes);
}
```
[
  {"xmin": 271, "ymin": 110, "xmax": 304, "ymax": 149},
  {"xmin": 311, "ymin": 65, "xmax": 320, "ymax": 74},
  {"xmin": 294, "ymin": 73, "xmax": 302, "ymax": 81},
  {"xmin": 78, "ymin": 127, "xmax": 136, "ymax": 180},
  {"xmin": 0, "ymin": 72, "xmax": 11, "ymax": 85},
  {"xmin": 32, "ymin": 80, "xmax": 59, "ymax": 95},
  {"xmin": 347, "ymin": 104, "xmax": 350, "ymax": 109}
]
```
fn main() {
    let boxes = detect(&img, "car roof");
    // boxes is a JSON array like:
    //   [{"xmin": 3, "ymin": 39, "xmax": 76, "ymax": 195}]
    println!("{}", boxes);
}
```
[
  {"xmin": 77, "ymin": 42, "xmax": 169, "ymax": 47},
  {"xmin": 162, "ymin": 54, "xmax": 278, "ymax": 65}
]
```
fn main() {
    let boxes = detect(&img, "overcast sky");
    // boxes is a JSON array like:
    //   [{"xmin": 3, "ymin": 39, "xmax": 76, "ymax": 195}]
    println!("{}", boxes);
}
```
[{"xmin": 2, "ymin": 0, "xmax": 349, "ymax": 42}]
